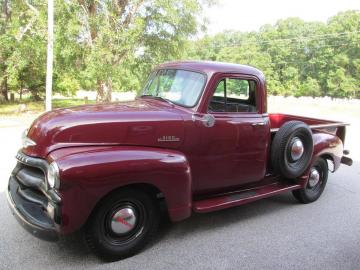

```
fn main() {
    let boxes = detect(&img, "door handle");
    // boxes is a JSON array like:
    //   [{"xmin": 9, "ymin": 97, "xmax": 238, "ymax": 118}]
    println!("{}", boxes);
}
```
[{"xmin": 252, "ymin": 122, "xmax": 265, "ymax": 126}]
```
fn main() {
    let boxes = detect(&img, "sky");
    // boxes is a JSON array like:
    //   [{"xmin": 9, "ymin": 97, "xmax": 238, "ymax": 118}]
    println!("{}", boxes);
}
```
[{"xmin": 205, "ymin": 0, "xmax": 360, "ymax": 34}]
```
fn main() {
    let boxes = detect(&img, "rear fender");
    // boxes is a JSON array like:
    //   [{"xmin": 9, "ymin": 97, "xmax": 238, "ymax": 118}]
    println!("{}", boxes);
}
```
[
  {"xmin": 298, "ymin": 132, "xmax": 343, "ymax": 187},
  {"xmin": 48, "ymin": 146, "xmax": 192, "ymax": 234}
]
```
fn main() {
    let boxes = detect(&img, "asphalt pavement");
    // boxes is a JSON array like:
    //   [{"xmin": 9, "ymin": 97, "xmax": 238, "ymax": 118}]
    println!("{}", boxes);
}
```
[{"xmin": 0, "ymin": 123, "xmax": 359, "ymax": 270}]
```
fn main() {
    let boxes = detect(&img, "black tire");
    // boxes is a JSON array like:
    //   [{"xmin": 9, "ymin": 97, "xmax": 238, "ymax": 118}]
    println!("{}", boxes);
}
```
[
  {"xmin": 292, "ymin": 158, "xmax": 328, "ymax": 203},
  {"xmin": 85, "ymin": 188, "xmax": 160, "ymax": 261},
  {"xmin": 271, "ymin": 121, "xmax": 313, "ymax": 179}
]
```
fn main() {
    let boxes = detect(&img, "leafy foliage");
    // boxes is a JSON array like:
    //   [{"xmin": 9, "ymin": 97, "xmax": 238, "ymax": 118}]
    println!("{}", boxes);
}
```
[
  {"xmin": 0, "ymin": 2, "xmax": 359, "ymax": 101},
  {"xmin": 186, "ymin": 11, "xmax": 360, "ymax": 98},
  {"xmin": 1, "ymin": 0, "xmax": 211, "ymax": 101}
]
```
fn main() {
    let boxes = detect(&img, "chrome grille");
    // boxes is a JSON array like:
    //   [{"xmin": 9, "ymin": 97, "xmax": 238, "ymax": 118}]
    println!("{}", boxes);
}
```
[{"xmin": 12, "ymin": 151, "xmax": 50, "ymax": 204}]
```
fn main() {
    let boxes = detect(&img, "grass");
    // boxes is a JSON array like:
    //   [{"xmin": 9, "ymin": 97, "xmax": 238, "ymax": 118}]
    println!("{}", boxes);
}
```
[{"xmin": 0, "ymin": 98, "xmax": 95, "ymax": 116}]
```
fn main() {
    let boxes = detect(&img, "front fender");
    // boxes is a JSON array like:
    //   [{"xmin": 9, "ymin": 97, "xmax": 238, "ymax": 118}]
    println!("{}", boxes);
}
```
[{"xmin": 48, "ymin": 146, "xmax": 192, "ymax": 234}]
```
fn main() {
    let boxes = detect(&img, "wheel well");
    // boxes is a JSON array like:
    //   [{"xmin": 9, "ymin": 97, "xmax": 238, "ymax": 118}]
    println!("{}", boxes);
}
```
[
  {"xmin": 320, "ymin": 154, "xmax": 335, "ymax": 172},
  {"xmin": 103, "ymin": 183, "xmax": 163, "ymax": 203},
  {"xmin": 122, "ymin": 183, "xmax": 163, "ymax": 199},
  {"xmin": 86, "ymin": 183, "xmax": 166, "ymax": 226}
]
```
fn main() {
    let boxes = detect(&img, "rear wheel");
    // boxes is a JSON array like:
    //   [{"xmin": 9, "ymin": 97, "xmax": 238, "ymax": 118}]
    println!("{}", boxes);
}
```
[
  {"xmin": 292, "ymin": 158, "xmax": 328, "ymax": 203},
  {"xmin": 85, "ymin": 188, "xmax": 160, "ymax": 261}
]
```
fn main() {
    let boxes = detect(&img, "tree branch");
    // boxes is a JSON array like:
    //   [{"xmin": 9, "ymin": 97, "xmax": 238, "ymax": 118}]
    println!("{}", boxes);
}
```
[
  {"xmin": 78, "ymin": 4, "xmax": 93, "ymax": 46},
  {"xmin": 16, "ymin": 0, "xmax": 39, "ymax": 42},
  {"xmin": 123, "ymin": 0, "xmax": 145, "ymax": 27}
]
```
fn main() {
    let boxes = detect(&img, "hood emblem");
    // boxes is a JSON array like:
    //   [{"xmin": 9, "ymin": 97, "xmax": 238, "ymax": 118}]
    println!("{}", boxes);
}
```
[{"xmin": 158, "ymin": 135, "xmax": 180, "ymax": 142}]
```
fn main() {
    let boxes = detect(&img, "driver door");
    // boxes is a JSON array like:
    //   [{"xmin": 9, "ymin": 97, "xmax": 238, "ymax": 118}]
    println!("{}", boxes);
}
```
[{"xmin": 190, "ymin": 74, "xmax": 270, "ymax": 193}]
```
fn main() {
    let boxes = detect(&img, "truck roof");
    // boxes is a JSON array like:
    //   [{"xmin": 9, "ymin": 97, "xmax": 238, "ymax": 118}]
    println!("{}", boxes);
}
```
[{"xmin": 157, "ymin": 60, "xmax": 265, "ymax": 79}]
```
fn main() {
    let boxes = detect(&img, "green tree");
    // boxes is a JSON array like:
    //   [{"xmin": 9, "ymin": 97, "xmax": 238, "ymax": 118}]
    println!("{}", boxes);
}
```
[
  {"xmin": 0, "ymin": 0, "xmax": 11, "ymax": 100},
  {"xmin": 1, "ymin": 3, "xmax": 359, "ymax": 101},
  {"xmin": 298, "ymin": 77, "xmax": 321, "ymax": 97},
  {"xmin": 75, "ymin": 0, "xmax": 210, "ymax": 102},
  {"xmin": 2, "ymin": 0, "xmax": 47, "ymax": 100},
  {"xmin": 1, "ymin": 0, "xmax": 213, "ymax": 102},
  {"xmin": 187, "ymin": 11, "xmax": 360, "ymax": 98}
]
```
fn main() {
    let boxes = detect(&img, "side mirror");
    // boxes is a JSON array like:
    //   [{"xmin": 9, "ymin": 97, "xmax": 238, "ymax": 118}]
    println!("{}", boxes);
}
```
[{"xmin": 192, "ymin": 114, "xmax": 215, "ymax": 128}]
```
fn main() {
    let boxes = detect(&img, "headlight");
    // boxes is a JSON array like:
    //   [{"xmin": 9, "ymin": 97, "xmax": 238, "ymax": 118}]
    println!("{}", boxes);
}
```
[
  {"xmin": 47, "ymin": 162, "xmax": 60, "ymax": 189},
  {"xmin": 22, "ymin": 129, "xmax": 36, "ymax": 148}
]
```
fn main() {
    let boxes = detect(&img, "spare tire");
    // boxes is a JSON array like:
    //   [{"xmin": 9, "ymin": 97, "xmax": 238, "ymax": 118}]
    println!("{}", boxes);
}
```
[{"xmin": 271, "ymin": 121, "xmax": 313, "ymax": 179}]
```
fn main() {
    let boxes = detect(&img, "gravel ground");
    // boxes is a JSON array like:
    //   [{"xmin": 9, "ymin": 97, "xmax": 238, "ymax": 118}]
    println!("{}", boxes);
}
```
[{"xmin": 0, "ymin": 109, "xmax": 359, "ymax": 270}]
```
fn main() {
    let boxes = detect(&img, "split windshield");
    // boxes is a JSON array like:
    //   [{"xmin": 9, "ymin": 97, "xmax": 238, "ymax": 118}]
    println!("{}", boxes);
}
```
[{"xmin": 141, "ymin": 69, "xmax": 206, "ymax": 107}]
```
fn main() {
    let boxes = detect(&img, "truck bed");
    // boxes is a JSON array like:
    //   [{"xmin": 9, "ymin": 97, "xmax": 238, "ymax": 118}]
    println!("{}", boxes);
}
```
[{"xmin": 269, "ymin": 113, "xmax": 348, "ymax": 142}]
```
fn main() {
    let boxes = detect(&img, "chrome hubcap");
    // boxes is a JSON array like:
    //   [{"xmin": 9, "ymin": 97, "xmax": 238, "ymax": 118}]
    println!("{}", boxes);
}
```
[
  {"xmin": 308, "ymin": 168, "xmax": 320, "ymax": 188},
  {"xmin": 290, "ymin": 137, "xmax": 304, "ymax": 161},
  {"xmin": 110, "ymin": 207, "xmax": 137, "ymax": 234}
]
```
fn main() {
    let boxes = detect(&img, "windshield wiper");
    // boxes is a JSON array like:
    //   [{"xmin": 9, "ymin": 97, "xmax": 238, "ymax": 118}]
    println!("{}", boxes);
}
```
[{"xmin": 140, "ymin": 94, "xmax": 175, "ymax": 106}]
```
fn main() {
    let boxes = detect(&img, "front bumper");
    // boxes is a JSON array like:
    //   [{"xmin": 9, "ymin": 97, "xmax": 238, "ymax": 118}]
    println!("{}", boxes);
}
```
[
  {"xmin": 7, "ymin": 178, "xmax": 59, "ymax": 241},
  {"xmin": 7, "ymin": 152, "xmax": 61, "ymax": 242}
]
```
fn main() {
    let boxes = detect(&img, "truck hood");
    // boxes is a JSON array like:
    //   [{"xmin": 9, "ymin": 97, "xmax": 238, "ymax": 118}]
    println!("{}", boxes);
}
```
[{"xmin": 24, "ymin": 99, "xmax": 186, "ymax": 158}]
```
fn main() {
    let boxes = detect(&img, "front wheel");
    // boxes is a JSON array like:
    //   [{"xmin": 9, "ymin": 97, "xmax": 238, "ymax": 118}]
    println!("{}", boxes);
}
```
[
  {"xmin": 292, "ymin": 158, "xmax": 328, "ymax": 203},
  {"xmin": 85, "ymin": 188, "xmax": 160, "ymax": 261}
]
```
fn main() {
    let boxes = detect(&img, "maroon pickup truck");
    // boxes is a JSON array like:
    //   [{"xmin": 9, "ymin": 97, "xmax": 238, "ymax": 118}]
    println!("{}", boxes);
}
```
[{"xmin": 7, "ymin": 61, "xmax": 352, "ymax": 261}]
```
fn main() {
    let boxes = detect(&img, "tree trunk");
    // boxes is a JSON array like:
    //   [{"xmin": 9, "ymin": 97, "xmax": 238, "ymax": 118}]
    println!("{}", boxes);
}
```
[
  {"xmin": 1, "ymin": 76, "xmax": 9, "ymax": 101},
  {"xmin": 2, "ymin": 0, "xmax": 9, "ymax": 20},
  {"xmin": 1, "ymin": 0, "xmax": 10, "ymax": 101},
  {"xmin": 96, "ymin": 79, "xmax": 112, "ymax": 103},
  {"xmin": 32, "ymin": 91, "xmax": 42, "ymax": 101},
  {"xmin": 20, "ymin": 82, "xmax": 23, "ymax": 100}
]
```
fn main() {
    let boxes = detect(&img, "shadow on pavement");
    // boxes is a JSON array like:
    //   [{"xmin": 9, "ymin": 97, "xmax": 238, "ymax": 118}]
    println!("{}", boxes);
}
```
[
  {"xmin": 0, "ymin": 186, "xmax": 298, "ymax": 265},
  {"xmin": 161, "ymin": 192, "xmax": 298, "ymax": 240}
]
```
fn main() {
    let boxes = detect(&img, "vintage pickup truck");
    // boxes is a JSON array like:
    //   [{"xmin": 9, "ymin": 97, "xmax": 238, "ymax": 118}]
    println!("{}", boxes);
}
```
[{"xmin": 7, "ymin": 61, "xmax": 352, "ymax": 261}]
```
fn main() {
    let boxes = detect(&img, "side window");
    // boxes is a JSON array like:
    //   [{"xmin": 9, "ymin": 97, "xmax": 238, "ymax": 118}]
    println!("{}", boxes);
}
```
[
  {"xmin": 227, "ymin": 79, "xmax": 249, "ymax": 100},
  {"xmin": 214, "ymin": 80, "xmax": 225, "ymax": 97},
  {"xmin": 208, "ymin": 78, "xmax": 257, "ymax": 113},
  {"xmin": 208, "ymin": 80, "xmax": 226, "ymax": 112}
]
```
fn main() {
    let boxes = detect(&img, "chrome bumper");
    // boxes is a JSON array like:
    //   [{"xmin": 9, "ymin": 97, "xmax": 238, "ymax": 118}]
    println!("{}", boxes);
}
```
[
  {"xmin": 7, "ymin": 151, "xmax": 61, "ymax": 242},
  {"xmin": 7, "ymin": 176, "xmax": 59, "ymax": 241}
]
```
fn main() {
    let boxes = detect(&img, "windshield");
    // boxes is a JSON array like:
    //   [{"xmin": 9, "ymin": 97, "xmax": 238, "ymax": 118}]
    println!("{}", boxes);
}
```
[{"xmin": 142, "ymin": 69, "xmax": 206, "ymax": 107}]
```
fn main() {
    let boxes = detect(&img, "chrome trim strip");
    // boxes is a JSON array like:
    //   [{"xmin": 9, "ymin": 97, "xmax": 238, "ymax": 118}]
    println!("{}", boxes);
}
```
[{"xmin": 15, "ymin": 151, "xmax": 49, "ymax": 173}]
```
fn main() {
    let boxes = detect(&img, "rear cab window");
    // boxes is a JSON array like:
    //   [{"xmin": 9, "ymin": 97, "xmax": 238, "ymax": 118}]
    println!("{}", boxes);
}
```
[{"xmin": 208, "ymin": 78, "xmax": 257, "ymax": 113}]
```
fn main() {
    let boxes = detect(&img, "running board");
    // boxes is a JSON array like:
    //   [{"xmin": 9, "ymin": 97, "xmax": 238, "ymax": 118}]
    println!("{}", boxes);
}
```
[{"xmin": 193, "ymin": 182, "xmax": 301, "ymax": 213}]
